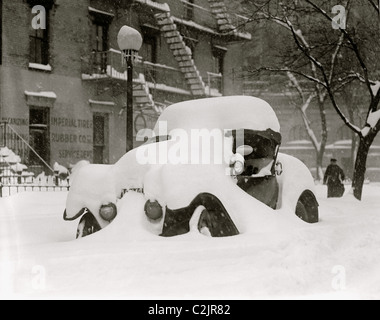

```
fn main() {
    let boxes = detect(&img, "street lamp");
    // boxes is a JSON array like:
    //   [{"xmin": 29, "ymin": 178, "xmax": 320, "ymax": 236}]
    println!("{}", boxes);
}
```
[{"xmin": 117, "ymin": 25, "xmax": 143, "ymax": 152}]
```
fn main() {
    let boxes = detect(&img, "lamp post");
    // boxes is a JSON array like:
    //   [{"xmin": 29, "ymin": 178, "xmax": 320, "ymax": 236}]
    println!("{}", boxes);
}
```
[{"xmin": 117, "ymin": 26, "xmax": 143, "ymax": 152}]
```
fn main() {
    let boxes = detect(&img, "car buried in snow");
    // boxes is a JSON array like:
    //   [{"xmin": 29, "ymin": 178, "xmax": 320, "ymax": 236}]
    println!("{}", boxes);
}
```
[{"xmin": 63, "ymin": 96, "xmax": 319, "ymax": 238}]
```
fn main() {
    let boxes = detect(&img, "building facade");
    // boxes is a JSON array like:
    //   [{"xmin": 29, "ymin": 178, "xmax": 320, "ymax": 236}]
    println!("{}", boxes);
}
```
[{"xmin": 0, "ymin": 0, "xmax": 251, "ymax": 172}]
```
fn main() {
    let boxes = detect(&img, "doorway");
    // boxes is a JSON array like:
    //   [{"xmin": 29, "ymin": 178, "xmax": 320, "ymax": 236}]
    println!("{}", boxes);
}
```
[{"xmin": 29, "ymin": 107, "xmax": 50, "ymax": 167}]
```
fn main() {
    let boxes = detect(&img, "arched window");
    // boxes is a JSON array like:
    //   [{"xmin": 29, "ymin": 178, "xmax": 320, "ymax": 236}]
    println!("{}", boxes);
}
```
[{"xmin": 288, "ymin": 125, "xmax": 309, "ymax": 142}]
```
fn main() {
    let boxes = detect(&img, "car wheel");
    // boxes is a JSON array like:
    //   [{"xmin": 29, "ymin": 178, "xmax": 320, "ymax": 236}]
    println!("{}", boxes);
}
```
[
  {"xmin": 197, "ymin": 208, "xmax": 239, "ymax": 237},
  {"xmin": 295, "ymin": 190, "xmax": 319, "ymax": 223},
  {"xmin": 76, "ymin": 212, "xmax": 101, "ymax": 238},
  {"xmin": 198, "ymin": 209, "xmax": 213, "ymax": 237}
]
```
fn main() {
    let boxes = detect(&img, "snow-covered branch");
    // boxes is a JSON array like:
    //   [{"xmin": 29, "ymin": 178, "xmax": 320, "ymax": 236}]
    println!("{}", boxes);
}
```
[
  {"xmin": 304, "ymin": 0, "xmax": 374, "ymax": 99},
  {"xmin": 361, "ymin": 109, "xmax": 380, "ymax": 137},
  {"xmin": 328, "ymin": 34, "xmax": 345, "ymax": 84},
  {"xmin": 252, "ymin": 67, "xmax": 326, "ymax": 87},
  {"xmin": 367, "ymin": 0, "xmax": 380, "ymax": 13},
  {"xmin": 259, "ymin": 11, "xmax": 321, "ymax": 81},
  {"xmin": 286, "ymin": 72, "xmax": 321, "ymax": 150},
  {"xmin": 371, "ymin": 81, "xmax": 380, "ymax": 97}
]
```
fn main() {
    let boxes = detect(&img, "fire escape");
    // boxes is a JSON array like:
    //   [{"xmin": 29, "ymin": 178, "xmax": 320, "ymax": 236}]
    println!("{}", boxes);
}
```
[{"xmin": 81, "ymin": 0, "xmax": 252, "ymax": 132}]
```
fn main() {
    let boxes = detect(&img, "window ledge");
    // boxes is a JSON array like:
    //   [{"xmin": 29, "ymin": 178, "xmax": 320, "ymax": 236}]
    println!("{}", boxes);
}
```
[{"xmin": 29, "ymin": 63, "xmax": 52, "ymax": 72}]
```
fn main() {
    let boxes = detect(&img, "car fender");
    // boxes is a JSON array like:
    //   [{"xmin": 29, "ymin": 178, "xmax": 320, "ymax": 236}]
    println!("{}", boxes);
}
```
[
  {"xmin": 65, "ymin": 146, "xmax": 151, "ymax": 227},
  {"xmin": 276, "ymin": 152, "xmax": 317, "ymax": 212},
  {"xmin": 64, "ymin": 163, "xmax": 117, "ymax": 228},
  {"xmin": 143, "ymin": 161, "xmax": 277, "ymax": 234}
]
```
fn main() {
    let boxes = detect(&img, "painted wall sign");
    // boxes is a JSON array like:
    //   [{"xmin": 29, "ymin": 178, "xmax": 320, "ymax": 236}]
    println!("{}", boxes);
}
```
[{"xmin": 51, "ymin": 117, "xmax": 93, "ymax": 129}]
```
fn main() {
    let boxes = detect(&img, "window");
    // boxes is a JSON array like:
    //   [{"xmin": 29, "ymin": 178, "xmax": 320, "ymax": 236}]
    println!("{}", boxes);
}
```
[
  {"xmin": 93, "ymin": 113, "xmax": 109, "ymax": 164},
  {"xmin": 29, "ymin": 8, "xmax": 49, "ymax": 65},
  {"xmin": 141, "ymin": 34, "xmax": 157, "ymax": 64},
  {"xmin": 210, "ymin": 46, "xmax": 226, "ymax": 93},
  {"xmin": 185, "ymin": 0, "xmax": 195, "ymax": 20},
  {"xmin": 90, "ymin": 8, "xmax": 112, "ymax": 74},
  {"xmin": 141, "ymin": 26, "xmax": 159, "ymax": 81},
  {"xmin": 92, "ymin": 21, "xmax": 109, "ymax": 52},
  {"xmin": 212, "ymin": 46, "xmax": 226, "ymax": 75}
]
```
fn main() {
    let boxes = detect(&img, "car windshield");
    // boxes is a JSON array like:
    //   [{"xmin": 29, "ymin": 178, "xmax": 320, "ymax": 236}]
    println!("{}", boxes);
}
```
[
  {"xmin": 232, "ymin": 129, "xmax": 281, "ymax": 177},
  {"xmin": 232, "ymin": 129, "xmax": 281, "ymax": 159}
]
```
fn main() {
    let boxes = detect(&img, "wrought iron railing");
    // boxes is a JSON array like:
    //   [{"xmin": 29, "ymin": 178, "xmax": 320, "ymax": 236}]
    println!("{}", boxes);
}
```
[
  {"xmin": 175, "ymin": 0, "xmax": 218, "ymax": 30},
  {"xmin": 82, "ymin": 49, "xmax": 225, "ymax": 95},
  {"xmin": 82, "ymin": 49, "xmax": 191, "ymax": 92},
  {"xmin": 174, "ymin": 0, "xmax": 251, "ymax": 35},
  {"xmin": 0, "ymin": 122, "xmax": 54, "ymax": 176},
  {"xmin": 0, "ymin": 122, "xmax": 70, "ymax": 197},
  {"xmin": 0, "ymin": 173, "xmax": 70, "ymax": 197}
]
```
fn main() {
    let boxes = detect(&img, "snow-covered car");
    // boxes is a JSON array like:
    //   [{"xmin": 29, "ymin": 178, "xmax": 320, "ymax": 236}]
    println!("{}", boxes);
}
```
[{"xmin": 63, "ymin": 96, "xmax": 319, "ymax": 238}]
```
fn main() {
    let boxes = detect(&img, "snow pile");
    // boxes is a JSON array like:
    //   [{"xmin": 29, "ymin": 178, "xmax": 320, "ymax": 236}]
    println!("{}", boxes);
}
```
[
  {"xmin": 1, "ymin": 184, "xmax": 380, "ymax": 299},
  {"xmin": 0, "ymin": 147, "xmax": 21, "ymax": 164},
  {"xmin": 155, "ymin": 96, "xmax": 281, "ymax": 134},
  {"xmin": 53, "ymin": 162, "xmax": 69, "ymax": 177},
  {"xmin": 10, "ymin": 163, "xmax": 28, "ymax": 173},
  {"xmin": 371, "ymin": 81, "xmax": 380, "ymax": 96},
  {"xmin": 361, "ymin": 109, "xmax": 380, "ymax": 137},
  {"xmin": 24, "ymin": 91, "xmax": 57, "ymax": 99}
]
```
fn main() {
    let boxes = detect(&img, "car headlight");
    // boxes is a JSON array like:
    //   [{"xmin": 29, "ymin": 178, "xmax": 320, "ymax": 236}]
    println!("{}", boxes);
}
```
[
  {"xmin": 99, "ymin": 203, "xmax": 117, "ymax": 222},
  {"xmin": 144, "ymin": 200, "xmax": 163, "ymax": 221},
  {"xmin": 234, "ymin": 160, "xmax": 245, "ymax": 175},
  {"xmin": 233, "ymin": 153, "xmax": 245, "ymax": 175}
]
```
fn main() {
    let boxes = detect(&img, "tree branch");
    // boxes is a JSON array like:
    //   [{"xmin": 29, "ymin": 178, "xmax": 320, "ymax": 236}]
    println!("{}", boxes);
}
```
[
  {"xmin": 250, "ymin": 67, "xmax": 326, "ymax": 88},
  {"xmin": 284, "ymin": 14, "xmax": 362, "ymax": 135},
  {"xmin": 303, "ymin": 0, "xmax": 374, "ymax": 100},
  {"xmin": 290, "ymin": 93, "xmax": 321, "ymax": 149},
  {"xmin": 367, "ymin": 0, "xmax": 379, "ymax": 13},
  {"xmin": 328, "ymin": 34, "xmax": 345, "ymax": 84}
]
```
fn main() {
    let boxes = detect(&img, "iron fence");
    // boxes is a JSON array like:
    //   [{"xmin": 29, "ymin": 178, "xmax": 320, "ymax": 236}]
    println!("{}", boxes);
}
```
[{"xmin": 0, "ymin": 168, "xmax": 70, "ymax": 197}]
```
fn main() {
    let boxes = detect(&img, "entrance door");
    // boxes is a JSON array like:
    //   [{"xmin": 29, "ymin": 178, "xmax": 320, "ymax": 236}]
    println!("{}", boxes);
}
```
[
  {"xmin": 93, "ymin": 113, "xmax": 108, "ymax": 164},
  {"xmin": 29, "ymin": 107, "xmax": 50, "ymax": 166}
]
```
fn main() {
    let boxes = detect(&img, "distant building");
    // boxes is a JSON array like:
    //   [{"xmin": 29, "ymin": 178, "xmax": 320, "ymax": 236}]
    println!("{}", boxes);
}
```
[{"xmin": 0, "ymin": 0, "xmax": 251, "ymax": 172}]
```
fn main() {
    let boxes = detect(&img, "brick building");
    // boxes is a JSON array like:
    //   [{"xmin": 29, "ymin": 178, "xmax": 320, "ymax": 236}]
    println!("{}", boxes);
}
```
[{"xmin": 0, "ymin": 0, "xmax": 251, "ymax": 172}]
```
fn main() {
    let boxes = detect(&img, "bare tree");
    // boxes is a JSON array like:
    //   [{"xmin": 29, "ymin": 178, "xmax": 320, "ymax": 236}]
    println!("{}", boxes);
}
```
[
  {"xmin": 238, "ymin": 0, "xmax": 380, "ymax": 200},
  {"xmin": 284, "ymin": 72, "xmax": 326, "ymax": 181}
]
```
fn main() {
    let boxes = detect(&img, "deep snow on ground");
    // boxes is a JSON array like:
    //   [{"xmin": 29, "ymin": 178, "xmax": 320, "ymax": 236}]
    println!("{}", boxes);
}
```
[{"xmin": 1, "ymin": 184, "xmax": 380, "ymax": 300}]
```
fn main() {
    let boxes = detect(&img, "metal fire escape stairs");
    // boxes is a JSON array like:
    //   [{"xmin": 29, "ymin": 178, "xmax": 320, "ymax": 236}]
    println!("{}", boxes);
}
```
[
  {"xmin": 133, "ymin": 72, "xmax": 164, "ymax": 115},
  {"xmin": 154, "ymin": 11, "xmax": 207, "ymax": 97},
  {"xmin": 207, "ymin": 0, "xmax": 236, "ymax": 33},
  {"xmin": 207, "ymin": 0, "xmax": 252, "ymax": 39}
]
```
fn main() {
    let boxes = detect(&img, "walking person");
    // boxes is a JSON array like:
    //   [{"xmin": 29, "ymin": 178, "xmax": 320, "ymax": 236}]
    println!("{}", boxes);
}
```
[{"xmin": 323, "ymin": 158, "xmax": 346, "ymax": 198}]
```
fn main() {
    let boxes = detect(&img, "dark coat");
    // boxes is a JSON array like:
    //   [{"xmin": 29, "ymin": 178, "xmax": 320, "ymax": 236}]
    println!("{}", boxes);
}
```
[{"xmin": 323, "ymin": 164, "xmax": 345, "ymax": 198}]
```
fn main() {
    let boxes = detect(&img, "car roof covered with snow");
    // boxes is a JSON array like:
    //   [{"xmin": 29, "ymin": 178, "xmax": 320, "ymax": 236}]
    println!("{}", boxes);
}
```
[{"xmin": 154, "ymin": 96, "xmax": 281, "ymax": 134}]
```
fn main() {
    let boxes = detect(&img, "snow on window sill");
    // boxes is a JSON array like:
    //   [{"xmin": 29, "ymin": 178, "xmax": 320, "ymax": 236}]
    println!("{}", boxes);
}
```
[{"xmin": 29, "ymin": 63, "xmax": 52, "ymax": 72}]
